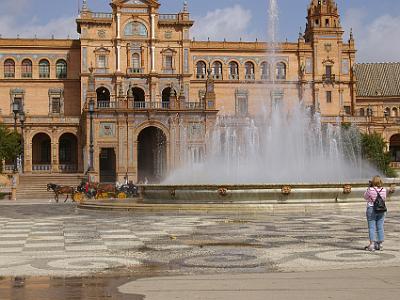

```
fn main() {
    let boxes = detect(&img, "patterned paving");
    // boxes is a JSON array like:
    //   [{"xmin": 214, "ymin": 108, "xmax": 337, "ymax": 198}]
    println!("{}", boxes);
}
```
[{"xmin": 0, "ymin": 204, "xmax": 399, "ymax": 277}]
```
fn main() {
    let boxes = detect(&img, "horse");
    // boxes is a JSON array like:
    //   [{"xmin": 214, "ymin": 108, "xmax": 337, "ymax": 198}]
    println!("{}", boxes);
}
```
[
  {"xmin": 95, "ymin": 183, "xmax": 117, "ymax": 199},
  {"xmin": 47, "ymin": 183, "xmax": 76, "ymax": 203}
]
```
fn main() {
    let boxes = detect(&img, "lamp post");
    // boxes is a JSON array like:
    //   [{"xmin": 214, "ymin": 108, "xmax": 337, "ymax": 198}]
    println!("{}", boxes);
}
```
[
  {"xmin": 19, "ymin": 112, "xmax": 25, "ymax": 173},
  {"xmin": 88, "ymin": 99, "xmax": 95, "ymax": 172},
  {"xmin": 12, "ymin": 101, "xmax": 20, "ymax": 172}
]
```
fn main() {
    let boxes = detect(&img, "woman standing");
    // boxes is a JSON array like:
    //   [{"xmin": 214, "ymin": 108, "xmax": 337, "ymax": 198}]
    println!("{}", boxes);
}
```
[{"xmin": 364, "ymin": 176, "xmax": 387, "ymax": 251}]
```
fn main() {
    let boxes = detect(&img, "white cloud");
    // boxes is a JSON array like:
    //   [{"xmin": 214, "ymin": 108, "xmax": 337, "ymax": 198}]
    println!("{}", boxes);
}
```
[
  {"xmin": 191, "ymin": 5, "xmax": 257, "ymax": 41},
  {"xmin": 0, "ymin": 15, "xmax": 77, "ymax": 39},
  {"xmin": 343, "ymin": 8, "xmax": 400, "ymax": 62}
]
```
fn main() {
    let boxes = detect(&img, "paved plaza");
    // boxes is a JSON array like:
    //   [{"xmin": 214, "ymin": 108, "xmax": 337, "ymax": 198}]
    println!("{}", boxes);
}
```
[{"xmin": 0, "ymin": 202, "xmax": 399, "ymax": 299}]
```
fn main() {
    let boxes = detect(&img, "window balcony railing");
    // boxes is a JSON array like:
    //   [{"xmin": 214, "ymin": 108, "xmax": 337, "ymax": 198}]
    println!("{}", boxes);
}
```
[
  {"xmin": 127, "ymin": 67, "xmax": 144, "ymax": 74},
  {"xmin": 39, "ymin": 73, "xmax": 50, "ymax": 78},
  {"xmin": 97, "ymin": 101, "xmax": 116, "ymax": 109},
  {"xmin": 131, "ymin": 101, "xmax": 170, "ymax": 109},
  {"xmin": 229, "ymin": 74, "xmax": 239, "ymax": 80},
  {"xmin": 22, "ymin": 73, "xmax": 32, "ymax": 78},
  {"xmin": 261, "ymin": 74, "xmax": 270, "ymax": 80},
  {"xmin": 196, "ymin": 73, "xmax": 206, "ymax": 79},
  {"xmin": 4, "ymin": 73, "xmax": 15, "ymax": 78},
  {"xmin": 185, "ymin": 102, "xmax": 205, "ymax": 109},
  {"xmin": 159, "ymin": 14, "xmax": 178, "ymax": 20},
  {"xmin": 213, "ymin": 74, "xmax": 222, "ymax": 80},
  {"xmin": 162, "ymin": 69, "xmax": 175, "ymax": 74},
  {"xmin": 59, "ymin": 164, "xmax": 78, "ymax": 173},
  {"xmin": 32, "ymin": 164, "xmax": 51, "ymax": 172},
  {"xmin": 92, "ymin": 12, "xmax": 113, "ymax": 19},
  {"xmin": 245, "ymin": 74, "xmax": 255, "ymax": 80},
  {"xmin": 322, "ymin": 74, "xmax": 336, "ymax": 83}
]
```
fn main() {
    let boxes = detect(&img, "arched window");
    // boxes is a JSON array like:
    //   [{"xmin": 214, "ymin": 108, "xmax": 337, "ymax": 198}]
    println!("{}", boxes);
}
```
[
  {"xmin": 276, "ymin": 62, "xmax": 286, "ymax": 80},
  {"xmin": 21, "ymin": 59, "xmax": 32, "ymax": 78},
  {"xmin": 261, "ymin": 62, "xmax": 270, "ymax": 80},
  {"xmin": 390, "ymin": 134, "xmax": 400, "ymax": 162},
  {"xmin": 212, "ymin": 61, "xmax": 222, "ymax": 79},
  {"xmin": 162, "ymin": 87, "xmax": 176, "ymax": 109},
  {"xmin": 196, "ymin": 61, "xmax": 206, "ymax": 79},
  {"xmin": 384, "ymin": 107, "xmax": 390, "ymax": 118},
  {"xmin": 56, "ymin": 60, "xmax": 67, "ymax": 79},
  {"xmin": 96, "ymin": 87, "xmax": 111, "ymax": 108},
  {"xmin": 39, "ymin": 59, "xmax": 50, "ymax": 78},
  {"xmin": 4, "ymin": 59, "xmax": 15, "ymax": 78},
  {"xmin": 393, "ymin": 107, "xmax": 399, "ymax": 117},
  {"xmin": 245, "ymin": 62, "xmax": 255, "ymax": 80},
  {"xmin": 124, "ymin": 21, "xmax": 148, "ymax": 37},
  {"xmin": 229, "ymin": 61, "xmax": 239, "ymax": 80}
]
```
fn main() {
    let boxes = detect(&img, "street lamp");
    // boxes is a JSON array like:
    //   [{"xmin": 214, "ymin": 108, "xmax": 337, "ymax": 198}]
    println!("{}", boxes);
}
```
[
  {"xmin": 19, "ymin": 112, "xmax": 25, "ymax": 173},
  {"xmin": 12, "ymin": 101, "xmax": 20, "ymax": 171},
  {"xmin": 88, "ymin": 98, "xmax": 95, "ymax": 172}
]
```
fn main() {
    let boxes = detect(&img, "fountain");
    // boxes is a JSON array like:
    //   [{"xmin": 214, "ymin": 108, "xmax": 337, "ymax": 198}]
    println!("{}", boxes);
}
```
[{"xmin": 80, "ymin": 0, "xmax": 399, "ymax": 211}]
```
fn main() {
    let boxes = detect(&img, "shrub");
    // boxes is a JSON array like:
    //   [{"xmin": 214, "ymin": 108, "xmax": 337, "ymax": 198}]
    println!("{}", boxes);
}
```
[{"xmin": 361, "ymin": 132, "xmax": 397, "ymax": 177}]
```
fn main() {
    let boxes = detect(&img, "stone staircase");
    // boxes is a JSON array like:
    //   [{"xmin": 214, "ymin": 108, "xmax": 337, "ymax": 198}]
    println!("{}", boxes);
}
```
[{"xmin": 16, "ymin": 174, "xmax": 85, "ymax": 201}]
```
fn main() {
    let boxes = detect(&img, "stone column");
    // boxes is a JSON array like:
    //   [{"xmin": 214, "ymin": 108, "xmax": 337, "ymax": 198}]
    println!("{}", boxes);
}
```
[
  {"xmin": 116, "ymin": 13, "xmax": 121, "ymax": 39},
  {"xmin": 51, "ymin": 140, "xmax": 59, "ymax": 173}
]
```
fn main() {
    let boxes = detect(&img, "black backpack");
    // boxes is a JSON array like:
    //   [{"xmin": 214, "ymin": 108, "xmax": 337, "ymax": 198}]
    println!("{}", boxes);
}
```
[{"xmin": 373, "ymin": 188, "xmax": 387, "ymax": 213}]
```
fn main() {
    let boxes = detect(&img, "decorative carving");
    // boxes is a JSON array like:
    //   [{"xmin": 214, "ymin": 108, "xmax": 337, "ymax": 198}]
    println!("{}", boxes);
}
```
[
  {"xmin": 281, "ymin": 186, "xmax": 291, "ymax": 195},
  {"xmin": 99, "ymin": 123, "xmax": 116, "ymax": 137},
  {"xmin": 98, "ymin": 30, "xmax": 106, "ymax": 38},
  {"xmin": 343, "ymin": 185, "xmax": 352, "ymax": 194}
]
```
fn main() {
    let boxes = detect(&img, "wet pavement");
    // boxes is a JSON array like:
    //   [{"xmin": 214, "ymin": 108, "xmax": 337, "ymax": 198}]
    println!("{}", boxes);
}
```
[{"xmin": 0, "ymin": 202, "xmax": 399, "ymax": 299}]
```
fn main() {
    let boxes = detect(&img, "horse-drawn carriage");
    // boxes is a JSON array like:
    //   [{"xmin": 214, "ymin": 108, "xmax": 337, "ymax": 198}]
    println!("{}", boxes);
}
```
[{"xmin": 47, "ymin": 181, "xmax": 139, "ymax": 203}]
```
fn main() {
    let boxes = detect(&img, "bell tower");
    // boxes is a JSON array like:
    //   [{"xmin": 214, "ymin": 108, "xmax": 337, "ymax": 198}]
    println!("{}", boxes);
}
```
[
  {"xmin": 305, "ymin": 0, "xmax": 343, "ymax": 42},
  {"xmin": 302, "ymin": 0, "xmax": 356, "ymax": 117}
]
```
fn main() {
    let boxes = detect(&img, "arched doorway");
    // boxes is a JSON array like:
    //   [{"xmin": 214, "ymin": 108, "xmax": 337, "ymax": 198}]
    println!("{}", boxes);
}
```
[
  {"xmin": 162, "ymin": 87, "xmax": 176, "ymax": 109},
  {"xmin": 390, "ymin": 134, "xmax": 400, "ymax": 162},
  {"xmin": 96, "ymin": 87, "xmax": 110, "ymax": 108},
  {"xmin": 137, "ymin": 126, "xmax": 167, "ymax": 183},
  {"xmin": 32, "ymin": 133, "xmax": 51, "ymax": 171},
  {"xmin": 131, "ymin": 87, "xmax": 145, "ymax": 108},
  {"xmin": 59, "ymin": 133, "xmax": 78, "ymax": 172},
  {"xmin": 99, "ymin": 148, "xmax": 116, "ymax": 183}
]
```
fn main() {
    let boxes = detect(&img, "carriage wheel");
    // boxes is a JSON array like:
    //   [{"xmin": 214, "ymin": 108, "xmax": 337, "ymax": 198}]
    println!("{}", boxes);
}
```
[
  {"xmin": 117, "ymin": 192, "xmax": 127, "ymax": 199},
  {"xmin": 73, "ymin": 193, "xmax": 84, "ymax": 202},
  {"xmin": 98, "ymin": 192, "xmax": 109, "ymax": 199}
]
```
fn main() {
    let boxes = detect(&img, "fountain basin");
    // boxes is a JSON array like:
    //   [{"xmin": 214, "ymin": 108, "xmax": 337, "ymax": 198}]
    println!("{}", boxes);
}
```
[
  {"xmin": 78, "ymin": 181, "xmax": 400, "ymax": 212},
  {"xmin": 140, "ymin": 181, "xmax": 400, "ymax": 204}
]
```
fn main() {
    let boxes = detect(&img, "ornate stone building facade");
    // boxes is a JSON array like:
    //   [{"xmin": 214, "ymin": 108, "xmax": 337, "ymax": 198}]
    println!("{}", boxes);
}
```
[{"xmin": 0, "ymin": 0, "xmax": 399, "ymax": 182}]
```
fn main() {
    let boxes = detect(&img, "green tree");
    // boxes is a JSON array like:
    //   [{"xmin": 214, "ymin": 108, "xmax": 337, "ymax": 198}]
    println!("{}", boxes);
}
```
[
  {"xmin": 0, "ymin": 124, "xmax": 21, "ymax": 172},
  {"xmin": 361, "ymin": 132, "xmax": 397, "ymax": 177}
]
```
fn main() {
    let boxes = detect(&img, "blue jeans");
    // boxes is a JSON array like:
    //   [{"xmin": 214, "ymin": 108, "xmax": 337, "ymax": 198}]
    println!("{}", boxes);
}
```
[{"xmin": 366, "ymin": 206, "xmax": 385, "ymax": 242}]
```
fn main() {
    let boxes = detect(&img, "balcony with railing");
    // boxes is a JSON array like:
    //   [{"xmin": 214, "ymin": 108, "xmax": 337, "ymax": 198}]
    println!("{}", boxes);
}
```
[
  {"xmin": 159, "ymin": 14, "xmax": 178, "ymax": 21},
  {"xmin": 127, "ymin": 67, "xmax": 144, "ymax": 74},
  {"xmin": 93, "ymin": 99, "xmax": 210, "ymax": 111},
  {"xmin": 92, "ymin": 12, "xmax": 113, "ymax": 19},
  {"xmin": 229, "ymin": 74, "xmax": 239, "ymax": 80},
  {"xmin": 185, "ymin": 102, "xmax": 205, "ymax": 110},
  {"xmin": 245, "ymin": 74, "xmax": 255, "ymax": 80},
  {"xmin": 322, "ymin": 74, "xmax": 336, "ymax": 83},
  {"xmin": 59, "ymin": 164, "xmax": 78, "ymax": 173},
  {"xmin": 32, "ymin": 164, "xmax": 52, "ymax": 172},
  {"xmin": 196, "ymin": 73, "xmax": 206, "ymax": 79},
  {"xmin": 213, "ymin": 74, "xmax": 223, "ymax": 80}
]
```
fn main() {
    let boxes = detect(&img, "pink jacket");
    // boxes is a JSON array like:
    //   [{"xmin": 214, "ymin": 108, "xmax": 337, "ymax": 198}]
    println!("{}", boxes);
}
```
[{"xmin": 364, "ymin": 187, "xmax": 387, "ymax": 207}]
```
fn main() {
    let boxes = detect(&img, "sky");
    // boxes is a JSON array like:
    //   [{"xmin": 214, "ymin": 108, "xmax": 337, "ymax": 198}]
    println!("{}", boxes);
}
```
[{"xmin": 0, "ymin": 0, "xmax": 399, "ymax": 62}]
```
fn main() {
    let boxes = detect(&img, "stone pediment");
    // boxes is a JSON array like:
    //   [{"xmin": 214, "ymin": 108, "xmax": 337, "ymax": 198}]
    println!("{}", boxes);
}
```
[{"xmin": 112, "ymin": 0, "xmax": 159, "ymax": 7}]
